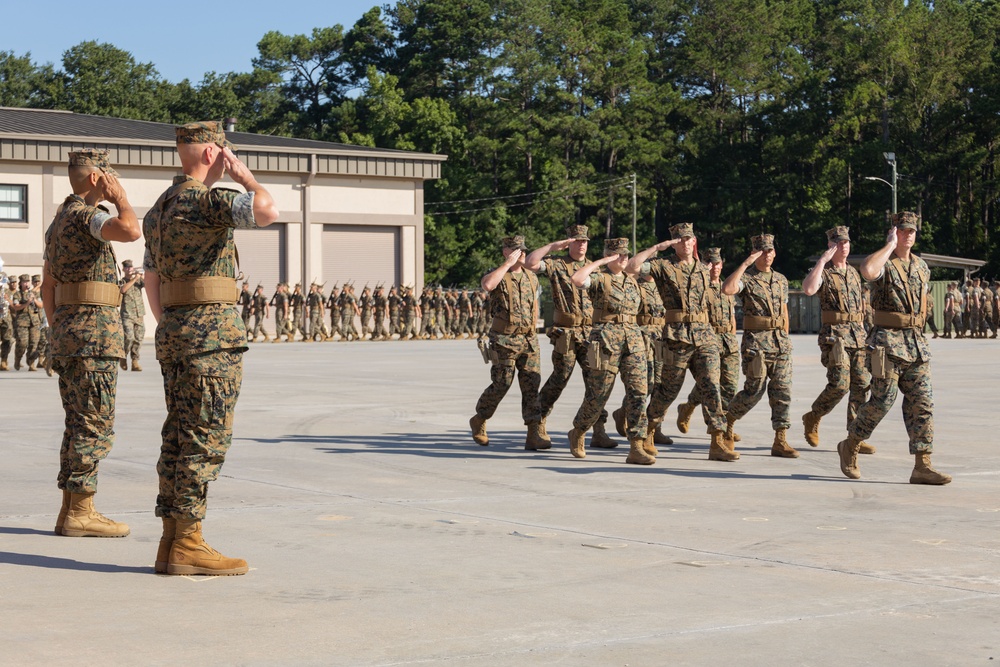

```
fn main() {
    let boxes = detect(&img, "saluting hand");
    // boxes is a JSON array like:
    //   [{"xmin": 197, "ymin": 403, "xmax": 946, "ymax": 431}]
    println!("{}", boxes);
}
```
[
  {"xmin": 98, "ymin": 173, "xmax": 127, "ymax": 205},
  {"xmin": 744, "ymin": 250, "xmax": 763, "ymax": 267},
  {"xmin": 885, "ymin": 225, "xmax": 898, "ymax": 249},
  {"xmin": 819, "ymin": 245, "xmax": 838, "ymax": 264},
  {"xmin": 655, "ymin": 238, "xmax": 681, "ymax": 252},
  {"xmin": 504, "ymin": 249, "xmax": 523, "ymax": 267},
  {"xmin": 222, "ymin": 147, "xmax": 255, "ymax": 189}
]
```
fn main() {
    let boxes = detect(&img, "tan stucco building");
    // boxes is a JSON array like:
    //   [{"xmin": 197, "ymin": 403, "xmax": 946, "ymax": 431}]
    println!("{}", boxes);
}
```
[{"xmin": 0, "ymin": 107, "xmax": 445, "ymax": 336}]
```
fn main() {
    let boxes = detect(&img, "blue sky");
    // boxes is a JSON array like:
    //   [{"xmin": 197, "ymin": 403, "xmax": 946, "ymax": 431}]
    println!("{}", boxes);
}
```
[{"xmin": 4, "ymin": 0, "xmax": 384, "ymax": 83}]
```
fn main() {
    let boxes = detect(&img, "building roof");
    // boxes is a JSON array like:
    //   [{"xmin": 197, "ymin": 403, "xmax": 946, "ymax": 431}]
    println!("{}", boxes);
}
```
[{"xmin": 0, "ymin": 107, "xmax": 445, "ymax": 179}]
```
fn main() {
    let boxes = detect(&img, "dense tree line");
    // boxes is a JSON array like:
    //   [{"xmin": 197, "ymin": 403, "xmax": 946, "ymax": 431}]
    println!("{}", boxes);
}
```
[{"xmin": 3, "ymin": 0, "xmax": 999, "ymax": 284}]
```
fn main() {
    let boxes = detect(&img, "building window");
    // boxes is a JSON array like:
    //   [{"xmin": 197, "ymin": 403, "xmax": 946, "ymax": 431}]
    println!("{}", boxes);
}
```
[{"xmin": 0, "ymin": 185, "xmax": 27, "ymax": 223}]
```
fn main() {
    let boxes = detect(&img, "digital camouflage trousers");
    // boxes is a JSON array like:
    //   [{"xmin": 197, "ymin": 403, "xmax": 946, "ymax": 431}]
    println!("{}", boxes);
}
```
[{"xmin": 54, "ymin": 356, "xmax": 119, "ymax": 493}]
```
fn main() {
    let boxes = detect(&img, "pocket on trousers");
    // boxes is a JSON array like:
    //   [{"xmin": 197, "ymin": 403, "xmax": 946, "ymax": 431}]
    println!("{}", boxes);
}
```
[
  {"xmin": 870, "ymin": 346, "xmax": 894, "ymax": 380},
  {"xmin": 747, "ymin": 351, "xmax": 766, "ymax": 378}
]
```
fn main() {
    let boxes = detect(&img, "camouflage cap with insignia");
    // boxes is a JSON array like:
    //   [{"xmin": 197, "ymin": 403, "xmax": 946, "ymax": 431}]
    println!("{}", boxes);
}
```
[
  {"xmin": 826, "ymin": 226, "xmax": 850, "ymax": 242},
  {"xmin": 502, "ymin": 235, "xmax": 528, "ymax": 251},
  {"xmin": 566, "ymin": 224, "xmax": 590, "ymax": 241},
  {"xmin": 19, "ymin": 273, "xmax": 30, "ymax": 282},
  {"xmin": 704, "ymin": 247, "xmax": 723, "ymax": 263},
  {"xmin": 604, "ymin": 237, "xmax": 630, "ymax": 255},
  {"xmin": 890, "ymin": 211, "xmax": 921, "ymax": 231},
  {"xmin": 175, "ymin": 121, "xmax": 236, "ymax": 150},
  {"xmin": 68, "ymin": 148, "xmax": 119, "ymax": 177},
  {"xmin": 669, "ymin": 222, "xmax": 695, "ymax": 239},
  {"xmin": 751, "ymin": 234, "xmax": 775, "ymax": 251}
]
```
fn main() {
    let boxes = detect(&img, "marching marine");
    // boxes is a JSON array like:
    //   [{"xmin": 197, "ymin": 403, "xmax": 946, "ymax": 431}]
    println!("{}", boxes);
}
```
[
  {"xmin": 837, "ymin": 212, "xmax": 950, "ymax": 485},
  {"xmin": 119, "ymin": 259, "xmax": 145, "ymax": 371}
]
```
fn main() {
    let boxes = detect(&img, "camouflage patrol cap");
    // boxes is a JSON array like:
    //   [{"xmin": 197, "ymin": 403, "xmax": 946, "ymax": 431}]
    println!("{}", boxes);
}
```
[
  {"xmin": 826, "ymin": 226, "xmax": 850, "ymax": 242},
  {"xmin": 704, "ymin": 247, "xmax": 723, "ymax": 263},
  {"xmin": 604, "ymin": 237, "xmax": 630, "ymax": 255},
  {"xmin": 122, "ymin": 259, "xmax": 134, "ymax": 268},
  {"xmin": 669, "ymin": 223, "xmax": 695, "ymax": 239},
  {"xmin": 502, "ymin": 235, "xmax": 528, "ymax": 251},
  {"xmin": 175, "ymin": 121, "xmax": 236, "ymax": 150},
  {"xmin": 19, "ymin": 274, "xmax": 30, "ymax": 282},
  {"xmin": 31, "ymin": 274, "xmax": 41, "ymax": 284},
  {"xmin": 891, "ymin": 211, "xmax": 921, "ymax": 231},
  {"xmin": 566, "ymin": 225, "xmax": 590, "ymax": 241},
  {"xmin": 68, "ymin": 148, "xmax": 119, "ymax": 177},
  {"xmin": 751, "ymin": 234, "xmax": 775, "ymax": 251}
]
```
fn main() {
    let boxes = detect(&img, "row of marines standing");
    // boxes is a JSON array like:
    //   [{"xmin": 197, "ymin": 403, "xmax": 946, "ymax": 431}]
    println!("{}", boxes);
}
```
[
  {"xmin": 470, "ymin": 216, "xmax": 950, "ymax": 486},
  {"xmin": 236, "ymin": 280, "xmax": 495, "ymax": 342}
]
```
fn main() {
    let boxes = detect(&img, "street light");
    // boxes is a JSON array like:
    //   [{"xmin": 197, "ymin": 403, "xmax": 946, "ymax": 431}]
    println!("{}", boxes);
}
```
[{"xmin": 863, "ymin": 152, "xmax": 898, "ymax": 214}]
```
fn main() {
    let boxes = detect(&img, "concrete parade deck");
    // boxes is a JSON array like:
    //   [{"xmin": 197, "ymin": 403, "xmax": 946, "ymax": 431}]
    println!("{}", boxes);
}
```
[{"xmin": 1, "ymin": 334, "xmax": 998, "ymax": 666}]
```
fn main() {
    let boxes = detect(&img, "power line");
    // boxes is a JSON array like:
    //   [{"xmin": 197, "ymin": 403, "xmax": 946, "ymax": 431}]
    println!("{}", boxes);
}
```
[
  {"xmin": 424, "ymin": 175, "xmax": 633, "ymax": 210},
  {"xmin": 427, "ymin": 176, "xmax": 635, "ymax": 216}
]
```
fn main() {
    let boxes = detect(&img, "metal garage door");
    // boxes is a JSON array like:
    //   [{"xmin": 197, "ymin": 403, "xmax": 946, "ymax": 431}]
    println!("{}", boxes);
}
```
[
  {"xmin": 321, "ymin": 225, "xmax": 399, "ymax": 288},
  {"xmin": 235, "ymin": 225, "xmax": 286, "ymax": 336}
]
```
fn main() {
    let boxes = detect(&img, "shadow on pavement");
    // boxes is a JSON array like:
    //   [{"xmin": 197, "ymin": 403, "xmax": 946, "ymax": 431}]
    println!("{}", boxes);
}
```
[{"xmin": 0, "ymin": 549, "xmax": 150, "ymax": 574}]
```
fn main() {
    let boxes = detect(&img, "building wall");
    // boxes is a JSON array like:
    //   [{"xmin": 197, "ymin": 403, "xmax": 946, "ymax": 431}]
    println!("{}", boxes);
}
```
[{"xmin": 1, "ymin": 162, "xmax": 427, "ymax": 339}]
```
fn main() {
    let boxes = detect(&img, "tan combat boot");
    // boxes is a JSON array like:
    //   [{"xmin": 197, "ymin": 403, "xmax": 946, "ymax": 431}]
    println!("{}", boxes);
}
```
[
  {"xmin": 858, "ymin": 441, "xmax": 877, "ymax": 455},
  {"xmin": 568, "ymin": 427, "xmax": 586, "ymax": 458},
  {"xmin": 54, "ymin": 489, "xmax": 70, "ymax": 535},
  {"xmin": 642, "ymin": 422, "xmax": 659, "ymax": 457},
  {"xmin": 676, "ymin": 402, "xmax": 696, "ymax": 434},
  {"xmin": 837, "ymin": 436, "xmax": 863, "ymax": 479},
  {"xmin": 771, "ymin": 429, "xmax": 800, "ymax": 458},
  {"xmin": 119, "ymin": 358, "xmax": 128, "ymax": 370},
  {"xmin": 167, "ymin": 520, "xmax": 248, "ymax": 576},
  {"xmin": 131, "ymin": 359, "xmax": 142, "ymax": 372},
  {"xmin": 525, "ymin": 421, "xmax": 552, "ymax": 451},
  {"xmin": 588, "ymin": 421, "xmax": 619, "ymax": 449},
  {"xmin": 724, "ymin": 415, "xmax": 739, "ymax": 453},
  {"xmin": 611, "ymin": 407, "xmax": 628, "ymax": 438},
  {"xmin": 155, "ymin": 517, "xmax": 177, "ymax": 574},
  {"xmin": 626, "ymin": 438, "xmax": 655, "ymax": 465},
  {"xmin": 0, "ymin": 359, "xmax": 7, "ymax": 371},
  {"xmin": 708, "ymin": 428, "xmax": 739, "ymax": 461},
  {"xmin": 470, "ymin": 415, "xmax": 489, "ymax": 446},
  {"xmin": 653, "ymin": 425, "xmax": 673, "ymax": 446},
  {"xmin": 537, "ymin": 417, "xmax": 551, "ymax": 442},
  {"xmin": 28, "ymin": 361, "xmax": 36, "ymax": 371},
  {"xmin": 910, "ymin": 453, "xmax": 952, "ymax": 485},
  {"xmin": 802, "ymin": 411, "xmax": 821, "ymax": 447},
  {"xmin": 62, "ymin": 492, "xmax": 130, "ymax": 537}
]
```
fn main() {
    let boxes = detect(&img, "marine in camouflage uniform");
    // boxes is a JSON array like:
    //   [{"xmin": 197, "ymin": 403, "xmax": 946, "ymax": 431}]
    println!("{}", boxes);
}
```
[
  {"xmin": 568, "ymin": 238, "xmax": 652, "ymax": 464},
  {"xmin": 144, "ymin": 121, "xmax": 279, "ymax": 575},
  {"xmin": 373, "ymin": 285, "xmax": 389, "ymax": 340},
  {"xmin": 43, "ymin": 149, "xmax": 138, "ymax": 537},
  {"xmin": 387, "ymin": 286, "xmax": 402, "ymax": 337},
  {"xmin": 400, "ymin": 286, "xmax": 419, "ymax": 339},
  {"xmin": 942, "ymin": 282, "xmax": 963, "ymax": 338},
  {"xmin": 11, "ymin": 274, "xmax": 42, "ymax": 370},
  {"xmin": 237, "ymin": 281, "xmax": 252, "ymax": 334},
  {"xmin": 289, "ymin": 283, "xmax": 305, "ymax": 341},
  {"xmin": 838, "ymin": 212, "xmax": 951, "ymax": 485},
  {"xmin": 326, "ymin": 286, "xmax": 342, "ymax": 340},
  {"xmin": 270, "ymin": 283, "xmax": 291, "ymax": 342},
  {"xmin": 250, "ymin": 285, "xmax": 269, "ymax": 341},
  {"xmin": 629, "ymin": 224, "xmax": 736, "ymax": 461},
  {"xmin": 800, "ymin": 226, "xmax": 872, "ymax": 453},
  {"xmin": 340, "ymin": 285, "xmax": 361, "ymax": 341},
  {"xmin": 31, "ymin": 274, "xmax": 52, "ymax": 374},
  {"xmin": 455, "ymin": 288, "xmax": 472, "ymax": 338},
  {"xmin": 306, "ymin": 283, "xmax": 327, "ymax": 341},
  {"xmin": 721, "ymin": 234, "xmax": 799, "ymax": 458},
  {"xmin": 359, "ymin": 286, "xmax": 374, "ymax": 339},
  {"xmin": 525, "ymin": 225, "xmax": 617, "ymax": 449},
  {"xmin": 470, "ymin": 236, "xmax": 545, "ymax": 449},
  {"xmin": 0, "ymin": 263, "xmax": 14, "ymax": 370},
  {"xmin": 675, "ymin": 247, "xmax": 740, "ymax": 442},
  {"xmin": 119, "ymin": 259, "xmax": 146, "ymax": 371}
]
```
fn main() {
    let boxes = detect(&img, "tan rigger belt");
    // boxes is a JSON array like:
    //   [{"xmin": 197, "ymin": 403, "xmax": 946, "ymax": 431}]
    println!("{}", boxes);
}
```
[
  {"xmin": 662, "ymin": 309, "xmax": 709, "ymax": 324},
  {"xmin": 713, "ymin": 323, "xmax": 736, "ymax": 335},
  {"xmin": 491, "ymin": 317, "xmax": 535, "ymax": 336},
  {"xmin": 55, "ymin": 281, "xmax": 122, "ymax": 307},
  {"xmin": 160, "ymin": 277, "xmax": 239, "ymax": 308},
  {"xmin": 872, "ymin": 310, "xmax": 926, "ymax": 329},
  {"xmin": 637, "ymin": 315, "xmax": 666, "ymax": 327},
  {"xmin": 592, "ymin": 310, "xmax": 636, "ymax": 324},
  {"xmin": 553, "ymin": 310, "xmax": 591, "ymax": 327},
  {"xmin": 822, "ymin": 310, "xmax": 863, "ymax": 325},
  {"xmin": 743, "ymin": 314, "xmax": 787, "ymax": 331}
]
